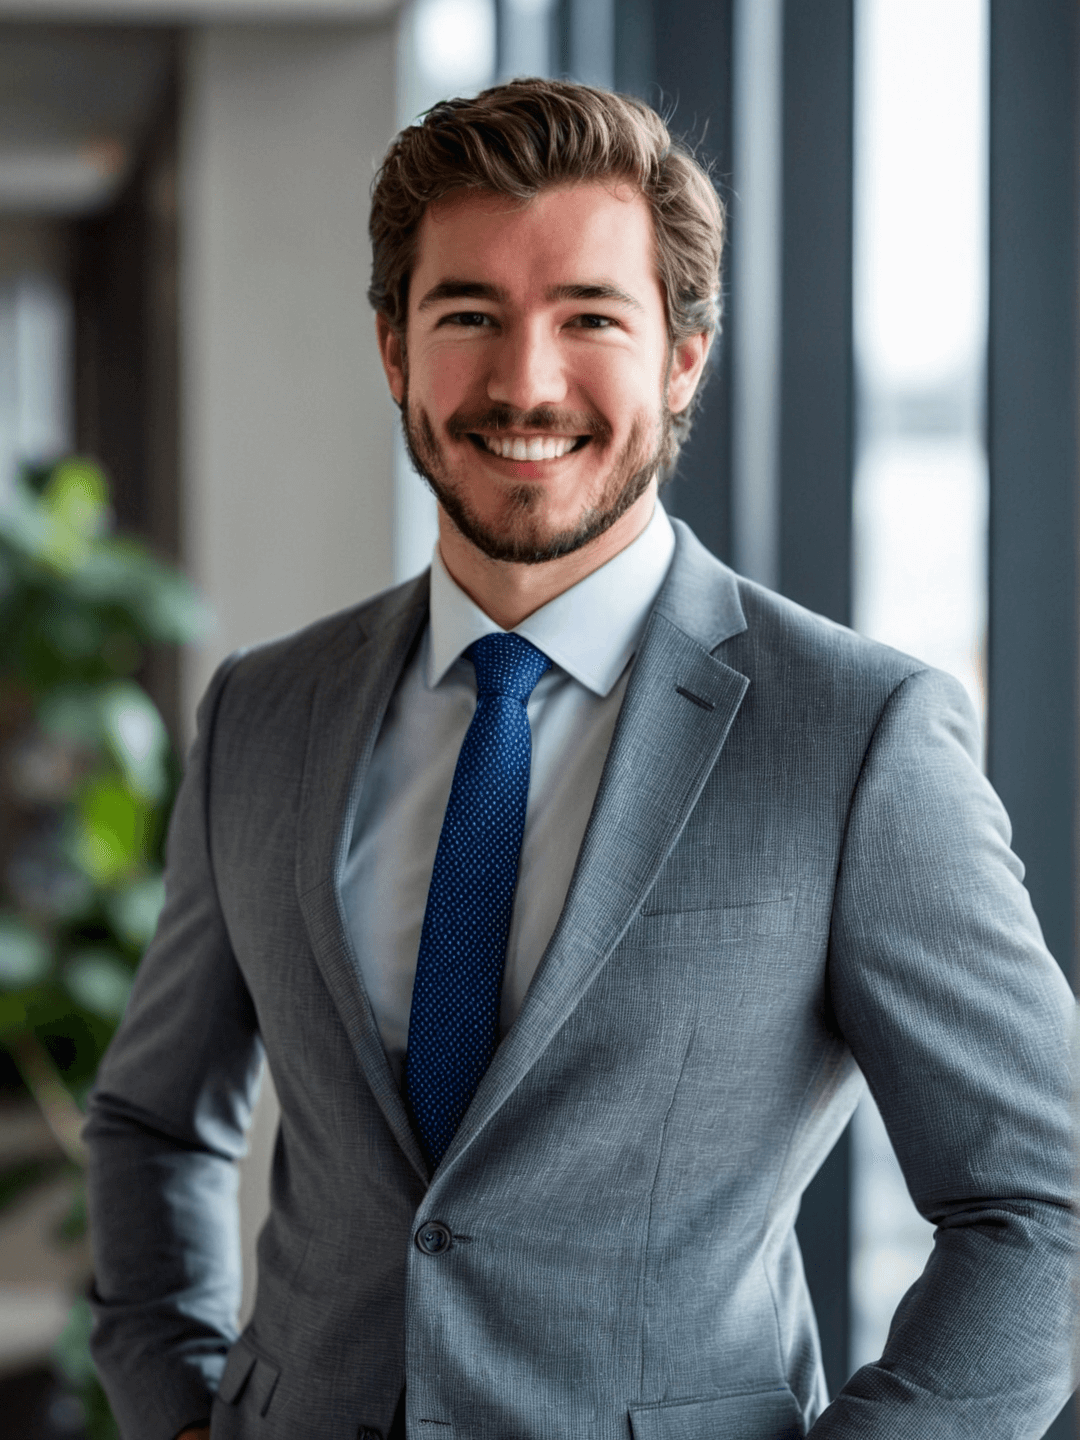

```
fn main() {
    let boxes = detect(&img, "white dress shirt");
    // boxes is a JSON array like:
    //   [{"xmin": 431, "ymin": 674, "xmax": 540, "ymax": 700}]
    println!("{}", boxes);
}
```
[{"xmin": 341, "ymin": 502, "xmax": 676, "ymax": 1081}]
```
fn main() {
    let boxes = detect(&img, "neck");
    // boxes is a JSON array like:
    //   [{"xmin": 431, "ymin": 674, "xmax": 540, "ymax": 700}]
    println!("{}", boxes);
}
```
[{"xmin": 436, "ymin": 484, "xmax": 657, "ymax": 630}]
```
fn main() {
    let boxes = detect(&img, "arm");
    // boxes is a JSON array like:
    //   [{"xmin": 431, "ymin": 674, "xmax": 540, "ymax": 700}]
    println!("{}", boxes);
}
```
[
  {"xmin": 812, "ymin": 667, "xmax": 1076, "ymax": 1438},
  {"xmin": 85, "ymin": 657, "xmax": 265, "ymax": 1440}
]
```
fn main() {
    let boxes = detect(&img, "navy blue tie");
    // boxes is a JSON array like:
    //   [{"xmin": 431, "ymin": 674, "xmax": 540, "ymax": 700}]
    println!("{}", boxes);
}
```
[{"xmin": 406, "ymin": 632, "xmax": 551, "ymax": 1167}]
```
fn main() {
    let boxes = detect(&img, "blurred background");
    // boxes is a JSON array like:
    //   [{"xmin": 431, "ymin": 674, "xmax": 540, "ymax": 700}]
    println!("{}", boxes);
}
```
[{"xmin": 0, "ymin": 0, "xmax": 1074, "ymax": 1436}]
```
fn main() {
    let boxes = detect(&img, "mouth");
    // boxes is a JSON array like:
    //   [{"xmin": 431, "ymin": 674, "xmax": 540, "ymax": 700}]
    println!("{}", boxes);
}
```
[{"xmin": 469, "ymin": 433, "xmax": 590, "ymax": 462}]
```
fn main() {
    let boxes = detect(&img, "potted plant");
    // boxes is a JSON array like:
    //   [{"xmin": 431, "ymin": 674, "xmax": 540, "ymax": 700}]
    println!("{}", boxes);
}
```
[{"xmin": 0, "ymin": 457, "xmax": 207, "ymax": 1438}]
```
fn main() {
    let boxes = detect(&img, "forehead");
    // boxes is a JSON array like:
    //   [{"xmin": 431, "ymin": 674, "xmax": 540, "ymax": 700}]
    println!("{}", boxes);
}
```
[{"xmin": 410, "ymin": 181, "xmax": 663, "ymax": 303}]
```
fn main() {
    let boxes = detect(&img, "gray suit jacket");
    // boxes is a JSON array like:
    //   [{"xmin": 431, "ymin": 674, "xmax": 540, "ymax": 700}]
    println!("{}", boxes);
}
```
[{"xmin": 86, "ymin": 521, "xmax": 1075, "ymax": 1440}]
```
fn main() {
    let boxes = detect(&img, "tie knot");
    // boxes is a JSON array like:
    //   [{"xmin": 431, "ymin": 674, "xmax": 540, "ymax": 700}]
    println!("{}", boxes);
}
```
[{"xmin": 468, "ymin": 632, "xmax": 551, "ymax": 702}]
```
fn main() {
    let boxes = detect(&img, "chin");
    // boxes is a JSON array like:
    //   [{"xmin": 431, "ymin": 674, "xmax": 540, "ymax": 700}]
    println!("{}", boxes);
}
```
[
  {"xmin": 403, "ymin": 398, "xmax": 664, "ymax": 565},
  {"xmin": 439, "ymin": 475, "xmax": 654, "ymax": 565}
]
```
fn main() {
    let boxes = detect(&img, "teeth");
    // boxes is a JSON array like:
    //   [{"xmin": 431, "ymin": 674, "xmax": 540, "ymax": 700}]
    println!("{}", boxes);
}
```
[{"xmin": 482, "ymin": 435, "xmax": 579, "ymax": 460}]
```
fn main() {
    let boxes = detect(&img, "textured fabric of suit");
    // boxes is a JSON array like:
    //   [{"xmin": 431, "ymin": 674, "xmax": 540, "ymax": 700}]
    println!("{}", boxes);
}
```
[{"xmin": 85, "ymin": 521, "xmax": 1076, "ymax": 1440}]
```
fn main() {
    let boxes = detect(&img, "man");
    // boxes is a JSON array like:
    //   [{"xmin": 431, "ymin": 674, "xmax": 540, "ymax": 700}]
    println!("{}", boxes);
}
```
[{"xmin": 86, "ymin": 80, "xmax": 1074, "ymax": 1440}]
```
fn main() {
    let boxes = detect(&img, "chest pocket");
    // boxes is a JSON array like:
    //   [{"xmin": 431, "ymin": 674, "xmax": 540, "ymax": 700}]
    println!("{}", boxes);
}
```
[{"xmin": 637, "ymin": 892, "xmax": 799, "ymax": 939}]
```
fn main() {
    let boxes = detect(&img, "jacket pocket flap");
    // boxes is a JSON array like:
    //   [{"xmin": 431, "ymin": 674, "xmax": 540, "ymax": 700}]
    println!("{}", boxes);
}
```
[
  {"xmin": 217, "ymin": 1338, "xmax": 281, "ymax": 1416},
  {"xmin": 629, "ymin": 1388, "xmax": 804, "ymax": 1440},
  {"xmin": 217, "ymin": 1341, "xmax": 257, "ymax": 1405}
]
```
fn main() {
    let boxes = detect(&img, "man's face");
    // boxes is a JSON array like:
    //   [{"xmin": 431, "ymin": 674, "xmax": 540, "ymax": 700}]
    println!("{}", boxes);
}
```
[{"xmin": 377, "ymin": 182, "xmax": 707, "ymax": 564}]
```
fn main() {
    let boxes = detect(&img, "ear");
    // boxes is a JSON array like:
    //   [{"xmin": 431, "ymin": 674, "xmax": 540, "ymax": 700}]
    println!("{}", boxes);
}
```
[
  {"xmin": 667, "ymin": 332, "xmax": 711, "ymax": 416},
  {"xmin": 376, "ymin": 313, "xmax": 406, "ymax": 406}
]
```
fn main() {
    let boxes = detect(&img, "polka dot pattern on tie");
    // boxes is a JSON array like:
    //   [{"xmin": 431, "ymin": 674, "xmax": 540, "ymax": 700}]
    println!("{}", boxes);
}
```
[{"xmin": 406, "ymin": 632, "xmax": 551, "ymax": 1168}]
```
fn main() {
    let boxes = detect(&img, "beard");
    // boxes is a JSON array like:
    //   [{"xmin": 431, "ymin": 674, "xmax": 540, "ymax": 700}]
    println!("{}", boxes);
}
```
[{"xmin": 400, "ymin": 390, "xmax": 671, "ymax": 566}]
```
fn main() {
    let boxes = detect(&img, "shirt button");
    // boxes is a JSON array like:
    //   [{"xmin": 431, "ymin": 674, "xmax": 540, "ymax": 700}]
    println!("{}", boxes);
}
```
[{"xmin": 415, "ymin": 1221, "xmax": 453, "ymax": 1254}]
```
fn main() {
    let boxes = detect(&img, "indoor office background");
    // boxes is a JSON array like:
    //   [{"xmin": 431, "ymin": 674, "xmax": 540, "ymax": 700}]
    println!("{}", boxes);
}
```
[{"xmin": 0, "ymin": 0, "xmax": 1073, "ymax": 1436}]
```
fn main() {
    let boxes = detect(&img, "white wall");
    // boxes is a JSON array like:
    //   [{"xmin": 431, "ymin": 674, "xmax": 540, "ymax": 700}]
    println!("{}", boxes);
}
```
[
  {"xmin": 181, "ymin": 20, "xmax": 398, "ymax": 719},
  {"xmin": 178, "ymin": 19, "xmax": 399, "ymax": 1322}
]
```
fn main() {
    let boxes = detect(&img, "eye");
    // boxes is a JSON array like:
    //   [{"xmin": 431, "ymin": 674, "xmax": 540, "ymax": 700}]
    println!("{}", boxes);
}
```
[
  {"xmin": 570, "ymin": 314, "xmax": 618, "ymax": 330},
  {"xmin": 440, "ymin": 311, "xmax": 495, "ymax": 328}
]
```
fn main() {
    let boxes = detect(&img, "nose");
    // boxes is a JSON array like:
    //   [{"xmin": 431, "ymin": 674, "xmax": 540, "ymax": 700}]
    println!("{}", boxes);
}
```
[{"xmin": 486, "ymin": 319, "xmax": 568, "ymax": 412}]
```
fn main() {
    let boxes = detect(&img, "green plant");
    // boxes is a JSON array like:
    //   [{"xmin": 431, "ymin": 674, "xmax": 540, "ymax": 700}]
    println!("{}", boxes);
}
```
[{"xmin": 0, "ymin": 458, "xmax": 208, "ymax": 1438}]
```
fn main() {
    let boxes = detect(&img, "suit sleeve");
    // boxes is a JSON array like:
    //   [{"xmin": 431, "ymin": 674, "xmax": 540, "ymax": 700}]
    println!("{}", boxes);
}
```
[
  {"xmin": 809, "ymin": 665, "xmax": 1077, "ymax": 1439},
  {"xmin": 85, "ymin": 654, "xmax": 264, "ymax": 1440}
]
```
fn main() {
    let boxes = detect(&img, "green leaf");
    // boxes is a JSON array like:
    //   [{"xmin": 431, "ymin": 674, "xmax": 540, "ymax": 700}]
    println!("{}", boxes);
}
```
[
  {"xmin": 47, "ymin": 604, "xmax": 107, "ymax": 661},
  {"xmin": 99, "ymin": 629, "xmax": 141, "ymax": 676},
  {"xmin": 38, "ymin": 686, "xmax": 104, "ymax": 751},
  {"xmin": 0, "ymin": 547, "xmax": 14, "ymax": 603},
  {"xmin": 39, "ymin": 683, "xmax": 170, "ymax": 799},
  {"xmin": 105, "ymin": 876, "xmax": 165, "ymax": 948},
  {"xmin": 134, "ymin": 564, "xmax": 213, "ymax": 645},
  {"xmin": 56, "ymin": 1179, "xmax": 87, "ymax": 1243},
  {"xmin": 53, "ymin": 1294, "xmax": 97, "ymax": 1388},
  {"xmin": 99, "ymin": 684, "xmax": 168, "ymax": 800},
  {"xmin": 73, "ymin": 778, "xmax": 148, "ymax": 884},
  {"xmin": 64, "ymin": 950, "xmax": 132, "ymax": 1021},
  {"xmin": 39, "ymin": 460, "xmax": 111, "ymax": 573},
  {"xmin": 69, "ymin": 541, "xmax": 211, "ymax": 647},
  {"xmin": 0, "ymin": 916, "xmax": 51, "ymax": 988},
  {"xmin": 67, "ymin": 545, "xmax": 144, "ymax": 607},
  {"xmin": 0, "ymin": 994, "xmax": 27, "ymax": 1034},
  {"xmin": 30, "ymin": 1006, "xmax": 110, "ymax": 1086}
]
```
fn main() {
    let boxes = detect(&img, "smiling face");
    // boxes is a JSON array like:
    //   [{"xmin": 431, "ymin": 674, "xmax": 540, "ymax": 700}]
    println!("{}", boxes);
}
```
[{"xmin": 377, "ymin": 181, "xmax": 708, "ymax": 566}]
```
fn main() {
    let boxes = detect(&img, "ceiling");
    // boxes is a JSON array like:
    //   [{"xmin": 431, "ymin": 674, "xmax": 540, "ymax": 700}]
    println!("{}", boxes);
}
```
[
  {"xmin": 0, "ymin": 0, "xmax": 393, "ymax": 15},
  {"xmin": 0, "ymin": 26, "xmax": 174, "ymax": 213}
]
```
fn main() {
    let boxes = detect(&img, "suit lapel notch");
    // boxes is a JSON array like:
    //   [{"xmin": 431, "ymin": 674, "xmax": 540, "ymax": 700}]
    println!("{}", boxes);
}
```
[{"xmin": 516, "ymin": 608, "xmax": 749, "ymax": 1012}]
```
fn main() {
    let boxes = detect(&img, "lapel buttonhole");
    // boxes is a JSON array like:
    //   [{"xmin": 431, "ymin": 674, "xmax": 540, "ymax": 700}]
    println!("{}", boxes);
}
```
[{"xmin": 674, "ymin": 684, "xmax": 715, "ymax": 711}]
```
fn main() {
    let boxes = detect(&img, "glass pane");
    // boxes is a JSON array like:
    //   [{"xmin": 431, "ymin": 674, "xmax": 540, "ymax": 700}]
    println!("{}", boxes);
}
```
[
  {"xmin": 0, "ymin": 252, "xmax": 72, "ymax": 504},
  {"xmin": 850, "ymin": 0, "xmax": 988, "ymax": 1372}
]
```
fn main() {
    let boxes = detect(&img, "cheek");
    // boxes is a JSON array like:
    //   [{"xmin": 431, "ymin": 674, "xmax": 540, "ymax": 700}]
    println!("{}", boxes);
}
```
[
  {"xmin": 570, "ymin": 348, "xmax": 665, "ymax": 425},
  {"xmin": 413, "ymin": 342, "xmax": 485, "ymax": 419}
]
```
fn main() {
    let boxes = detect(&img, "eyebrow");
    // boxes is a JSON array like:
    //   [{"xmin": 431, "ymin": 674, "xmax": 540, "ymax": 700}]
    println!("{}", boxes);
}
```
[
  {"xmin": 417, "ymin": 281, "xmax": 509, "ymax": 309},
  {"xmin": 416, "ymin": 279, "xmax": 644, "ymax": 312},
  {"xmin": 545, "ymin": 282, "xmax": 644, "ymax": 312}
]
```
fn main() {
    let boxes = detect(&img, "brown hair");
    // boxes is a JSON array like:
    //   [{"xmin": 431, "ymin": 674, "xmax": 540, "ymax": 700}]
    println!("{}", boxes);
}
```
[{"xmin": 368, "ymin": 78, "xmax": 725, "ymax": 454}]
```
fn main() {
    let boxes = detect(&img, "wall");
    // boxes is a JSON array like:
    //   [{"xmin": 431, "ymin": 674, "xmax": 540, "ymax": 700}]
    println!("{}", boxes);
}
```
[
  {"xmin": 181, "ymin": 20, "xmax": 398, "ymax": 718},
  {"xmin": 179, "ymin": 19, "xmax": 399, "ymax": 1321}
]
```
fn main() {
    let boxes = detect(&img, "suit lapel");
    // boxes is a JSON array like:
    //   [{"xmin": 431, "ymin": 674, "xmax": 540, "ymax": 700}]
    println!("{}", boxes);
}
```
[
  {"xmin": 439, "ymin": 524, "xmax": 750, "ymax": 1173},
  {"xmin": 295, "ymin": 575, "xmax": 431, "ymax": 1183}
]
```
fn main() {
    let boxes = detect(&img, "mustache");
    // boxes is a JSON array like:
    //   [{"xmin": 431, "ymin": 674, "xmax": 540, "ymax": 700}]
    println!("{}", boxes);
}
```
[{"xmin": 445, "ymin": 404, "xmax": 612, "ymax": 444}]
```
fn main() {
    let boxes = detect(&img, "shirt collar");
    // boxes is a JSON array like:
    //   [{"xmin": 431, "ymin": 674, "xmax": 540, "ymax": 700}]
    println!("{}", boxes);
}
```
[{"xmin": 427, "ymin": 502, "xmax": 676, "ymax": 698}]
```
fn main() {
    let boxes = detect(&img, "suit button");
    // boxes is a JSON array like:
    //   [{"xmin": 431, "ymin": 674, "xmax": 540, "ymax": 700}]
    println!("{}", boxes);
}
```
[
  {"xmin": 415, "ymin": 1220, "xmax": 452, "ymax": 1254},
  {"xmin": 357, "ymin": 1430, "xmax": 382, "ymax": 1440}
]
